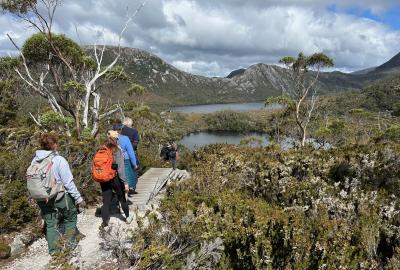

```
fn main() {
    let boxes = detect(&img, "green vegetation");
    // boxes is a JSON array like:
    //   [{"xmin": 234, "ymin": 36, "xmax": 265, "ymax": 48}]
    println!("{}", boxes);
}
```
[
  {"xmin": 0, "ymin": 2, "xmax": 399, "ymax": 268},
  {"xmin": 111, "ymin": 72, "xmax": 400, "ymax": 268},
  {"xmin": 204, "ymin": 110, "xmax": 266, "ymax": 133},
  {"xmin": 126, "ymin": 141, "xmax": 400, "ymax": 269}
]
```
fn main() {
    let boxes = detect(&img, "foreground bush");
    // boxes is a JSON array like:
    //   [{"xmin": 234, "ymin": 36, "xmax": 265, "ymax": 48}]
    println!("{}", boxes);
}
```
[{"xmin": 128, "ymin": 143, "xmax": 400, "ymax": 269}]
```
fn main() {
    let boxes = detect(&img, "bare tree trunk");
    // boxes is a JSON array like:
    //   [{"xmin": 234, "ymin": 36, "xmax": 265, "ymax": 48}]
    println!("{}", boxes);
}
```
[
  {"xmin": 75, "ymin": 102, "xmax": 81, "ymax": 136},
  {"xmin": 301, "ymin": 127, "xmax": 307, "ymax": 147}
]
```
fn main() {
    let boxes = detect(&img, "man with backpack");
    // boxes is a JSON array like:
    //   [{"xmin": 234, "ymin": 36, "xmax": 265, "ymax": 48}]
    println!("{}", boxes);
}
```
[
  {"xmin": 160, "ymin": 142, "xmax": 179, "ymax": 170},
  {"xmin": 27, "ymin": 133, "xmax": 85, "ymax": 255}
]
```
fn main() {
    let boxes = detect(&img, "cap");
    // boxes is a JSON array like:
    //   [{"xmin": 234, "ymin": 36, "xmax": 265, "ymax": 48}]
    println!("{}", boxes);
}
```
[{"xmin": 112, "ymin": 123, "xmax": 124, "ymax": 130}]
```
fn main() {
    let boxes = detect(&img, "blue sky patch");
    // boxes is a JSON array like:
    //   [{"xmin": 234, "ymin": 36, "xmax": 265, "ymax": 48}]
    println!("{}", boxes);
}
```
[{"xmin": 328, "ymin": 4, "xmax": 400, "ymax": 30}]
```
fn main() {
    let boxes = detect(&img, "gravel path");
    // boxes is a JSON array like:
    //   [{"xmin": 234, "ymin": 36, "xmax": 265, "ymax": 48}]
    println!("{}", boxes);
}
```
[{"xmin": 2, "ymin": 208, "xmax": 135, "ymax": 270}]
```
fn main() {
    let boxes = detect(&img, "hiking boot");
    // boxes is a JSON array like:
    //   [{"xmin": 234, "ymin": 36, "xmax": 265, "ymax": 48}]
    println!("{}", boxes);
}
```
[
  {"xmin": 128, "ymin": 189, "xmax": 138, "ymax": 195},
  {"xmin": 100, "ymin": 221, "xmax": 108, "ymax": 229},
  {"xmin": 126, "ymin": 216, "xmax": 133, "ymax": 224}
]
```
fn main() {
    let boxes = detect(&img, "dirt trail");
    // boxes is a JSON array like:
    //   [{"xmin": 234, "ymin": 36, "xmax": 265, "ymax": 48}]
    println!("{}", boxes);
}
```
[{"xmin": 2, "ymin": 208, "xmax": 139, "ymax": 270}]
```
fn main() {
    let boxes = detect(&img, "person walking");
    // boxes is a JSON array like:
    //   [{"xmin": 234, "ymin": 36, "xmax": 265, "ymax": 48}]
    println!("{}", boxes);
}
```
[
  {"xmin": 169, "ymin": 142, "xmax": 179, "ymax": 170},
  {"xmin": 28, "ymin": 133, "xmax": 85, "ymax": 255},
  {"xmin": 160, "ymin": 142, "xmax": 179, "ymax": 170},
  {"xmin": 95, "ymin": 133, "xmax": 132, "ymax": 227},
  {"xmin": 113, "ymin": 123, "xmax": 139, "ymax": 195},
  {"xmin": 121, "ymin": 117, "xmax": 140, "ymax": 152}
]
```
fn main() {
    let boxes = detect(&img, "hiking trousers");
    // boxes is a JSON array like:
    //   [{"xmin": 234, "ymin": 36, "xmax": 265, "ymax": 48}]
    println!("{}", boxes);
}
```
[
  {"xmin": 100, "ymin": 177, "xmax": 130, "ymax": 224},
  {"xmin": 124, "ymin": 159, "xmax": 137, "ymax": 190},
  {"xmin": 37, "ymin": 194, "xmax": 77, "ymax": 254}
]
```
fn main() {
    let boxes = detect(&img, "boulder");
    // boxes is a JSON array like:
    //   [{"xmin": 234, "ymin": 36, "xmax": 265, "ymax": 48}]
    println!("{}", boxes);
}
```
[
  {"xmin": 0, "ymin": 241, "xmax": 11, "ymax": 259},
  {"xmin": 10, "ymin": 235, "xmax": 25, "ymax": 257}
]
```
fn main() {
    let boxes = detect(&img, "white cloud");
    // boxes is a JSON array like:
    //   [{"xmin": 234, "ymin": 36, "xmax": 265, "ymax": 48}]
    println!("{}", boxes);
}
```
[
  {"xmin": 159, "ymin": 1, "xmax": 400, "ymax": 70},
  {"xmin": 172, "ymin": 60, "xmax": 228, "ymax": 77},
  {"xmin": 0, "ymin": 0, "xmax": 399, "ymax": 76}
]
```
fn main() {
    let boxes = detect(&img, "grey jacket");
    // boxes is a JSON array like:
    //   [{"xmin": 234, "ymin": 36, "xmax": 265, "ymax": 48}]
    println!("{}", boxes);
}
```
[{"xmin": 114, "ymin": 149, "xmax": 127, "ymax": 184}]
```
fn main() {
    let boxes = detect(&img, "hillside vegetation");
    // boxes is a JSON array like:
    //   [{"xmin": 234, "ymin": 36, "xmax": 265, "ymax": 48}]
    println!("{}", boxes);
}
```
[{"xmin": 98, "ymin": 47, "xmax": 399, "ymax": 106}]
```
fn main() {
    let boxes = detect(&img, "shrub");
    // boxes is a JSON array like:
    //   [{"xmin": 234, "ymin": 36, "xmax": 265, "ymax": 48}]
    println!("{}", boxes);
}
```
[{"xmin": 126, "ymin": 142, "xmax": 400, "ymax": 269}]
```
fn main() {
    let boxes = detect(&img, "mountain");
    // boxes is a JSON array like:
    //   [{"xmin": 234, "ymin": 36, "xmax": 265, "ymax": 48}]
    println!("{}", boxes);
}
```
[
  {"xmin": 101, "ymin": 47, "xmax": 400, "ymax": 106},
  {"xmin": 227, "ymin": 68, "xmax": 246, "ymax": 78},
  {"xmin": 350, "ymin": 52, "xmax": 400, "ymax": 78},
  {"xmin": 374, "ymin": 52, "xmax": 400, "ymax": 73},
  {"xmin": 351, "ymin": 67, "xmax": 376, "ymax": 75}
]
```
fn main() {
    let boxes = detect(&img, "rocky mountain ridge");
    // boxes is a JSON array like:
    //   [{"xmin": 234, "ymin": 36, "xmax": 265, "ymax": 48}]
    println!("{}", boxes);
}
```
[{"xmin": 102, "ymin": 47, "xmax": 400, "ymax": 105}]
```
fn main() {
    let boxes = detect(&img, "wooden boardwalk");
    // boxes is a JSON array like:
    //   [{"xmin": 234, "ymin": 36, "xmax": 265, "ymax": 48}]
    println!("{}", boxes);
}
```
[{"xmin": 128, "ymin": 168, "xmax": 189, "ymax": 208}]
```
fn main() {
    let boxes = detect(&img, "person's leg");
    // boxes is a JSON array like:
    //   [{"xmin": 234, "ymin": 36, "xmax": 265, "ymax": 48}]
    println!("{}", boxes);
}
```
[
  {"xmin": 37, "ymin": 200, "xmax": 61, "ymax": 254},
  {"xmin": 131, "ymin": 162, "xmax": 138, "ymax": 190},
  {"xmin": 124, "ymin": 159, "xmax": 134, "ymax": 189},
  {"xmin": 57, "ymin": 194, "xmax": 77, "ymax": 249},
  {"xmin": 171, "ymin": 157, "xmax": 177, "ymax": 170},
  {"xmin": 110, "ymin": 192, "xmax": 121, "ymax": 215},
  {"xmin": 111, "ymin": 178, "xmax": 130, "ymax": 218},
  {"xmin": 100, "ymin": 182, "xmax": 113, "ymax": 226}
]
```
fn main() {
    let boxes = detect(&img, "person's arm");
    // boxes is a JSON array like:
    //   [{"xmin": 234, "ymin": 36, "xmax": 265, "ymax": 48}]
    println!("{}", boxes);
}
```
[
  {"xmin": 54, "ymin": 156, "xmax": 83, "ymax": 204},
  {"xmin": 115, "ymin": 150, "xmax": 127, "ymax": 183},
  {"xmin": 133, "ymin": 129, "xmax": 140, "ymax": 146},
  {"xmin": 123, "ymin": 137, "xmax": 137, "ymax": 168}
]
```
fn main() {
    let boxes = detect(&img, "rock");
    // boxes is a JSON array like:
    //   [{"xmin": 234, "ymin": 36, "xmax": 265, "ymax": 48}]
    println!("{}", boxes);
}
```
[
  {"xmin": 0, "ymin": 241, "xmax": 11, "ymax": 259},
  {"xmin": 10, "ymin": 235, "xmax": 25, "ymax": 257}
]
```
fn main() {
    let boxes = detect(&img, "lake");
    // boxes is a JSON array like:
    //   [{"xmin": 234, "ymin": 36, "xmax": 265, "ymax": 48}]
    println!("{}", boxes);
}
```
[
  {"xmin": 179, "ymin": 131, "xmax": 270, "ymax": 150},
  {"xmin": 172, "ymin": 102, "xmax": 281, "ymax": 113},
  {"xmin": 179, "ymin": 131, "xmax": 331, "ymax": 151}
]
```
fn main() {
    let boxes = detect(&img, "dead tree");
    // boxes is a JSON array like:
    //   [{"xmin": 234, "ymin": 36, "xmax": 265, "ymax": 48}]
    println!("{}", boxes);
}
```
[{"xmin": 3, "ymin": 0, "xmax": 148, "ymax": 136}]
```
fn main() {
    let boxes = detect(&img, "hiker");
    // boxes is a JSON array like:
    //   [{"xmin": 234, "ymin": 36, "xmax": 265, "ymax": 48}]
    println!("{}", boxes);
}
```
[
  {"xmin": 160, "ymin": 142, "xmax": 179, "ymax": 170},
  {"xmin": 27, "ymin": 133, "xmax": 85, "ymax": 255},
  {"xmin": 169, "ymin": 142, "xmax": 179, "ymax": 170},
  {"xmin": 112, "ymin": 123, "xmax": 139, "ymax": 196},
  {"xmin": 92, "ymin": 133, "xmax": 132, "ymax": 227},
  {"xmin": 121, "ymin": 117, "xmax": 140, "ymax": 152},
  {"xmin": 121, "ymin": 117, "xmax": 141, "ymax": 169}
]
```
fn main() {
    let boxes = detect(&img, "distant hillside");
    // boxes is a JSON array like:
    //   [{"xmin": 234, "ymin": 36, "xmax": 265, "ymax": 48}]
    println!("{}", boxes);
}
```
[
  {"xmin": 361, "ymin": 74, "xmax": 400, "ymax": 113},
  {"xmin": 99, "ymin": 47, "xmax": 400, "ymax": 106},
  {"xmin": 374, "ymin": 52, "xmax": 400, "ymax": 74},
  {"xmin": 351, "ymin": 67, "xmax": 376, "ymax": 75}
]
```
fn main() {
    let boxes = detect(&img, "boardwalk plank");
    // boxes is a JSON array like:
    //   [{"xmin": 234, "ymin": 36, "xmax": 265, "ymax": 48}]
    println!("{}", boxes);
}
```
[{"xmin": 128, "ymin": 168, "xmax": 189, "ymax": 208}]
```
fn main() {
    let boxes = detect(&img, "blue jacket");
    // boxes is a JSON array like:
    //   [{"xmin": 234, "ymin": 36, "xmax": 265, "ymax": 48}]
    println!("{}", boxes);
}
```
[
  {"xmin": 33, "ymin": 150, "xmax": 83, "ymax": 204},
  {"xmin": 118, "ymin": 134, "xmax": 137, "ymax": 167}
]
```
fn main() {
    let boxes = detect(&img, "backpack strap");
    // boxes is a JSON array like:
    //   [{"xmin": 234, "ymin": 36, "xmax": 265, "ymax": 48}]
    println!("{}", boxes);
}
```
[{"xmin": 48, "ymin": 152, "xmax": 66, "ymax": 200}]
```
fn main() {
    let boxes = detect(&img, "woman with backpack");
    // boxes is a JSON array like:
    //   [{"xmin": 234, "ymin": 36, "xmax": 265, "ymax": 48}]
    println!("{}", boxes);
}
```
[
  {"xmin": 93, "ymin": 131, "xmax": 133, "ymax": 228},
  {"xmin": 28, "ymin": 133, "xmax": 86, "ymax": 255}
]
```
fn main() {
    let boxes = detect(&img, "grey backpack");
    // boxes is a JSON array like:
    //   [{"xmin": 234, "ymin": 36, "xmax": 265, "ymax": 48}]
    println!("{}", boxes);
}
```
[{"xmin": 26, "ymin": 153, "xmax": 63, "ymax": 201}]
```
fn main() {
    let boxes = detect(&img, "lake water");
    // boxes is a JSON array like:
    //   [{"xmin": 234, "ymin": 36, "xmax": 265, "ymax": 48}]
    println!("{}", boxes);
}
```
[
  {"xmin": 179, "ymin": 131, "xmax": 270, "ymax": 150},
  {"xmin": 179, "ymin": 131, "xmax": 331, "ymax": 151},
  {"xmin": 172, "ymin": 102, "xmax": 281, "ymax": 113}
]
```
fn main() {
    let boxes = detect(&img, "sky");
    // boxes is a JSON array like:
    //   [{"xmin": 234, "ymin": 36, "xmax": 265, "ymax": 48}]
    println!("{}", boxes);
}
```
[{"xmin": 1, "ymin": 0, "xmax": 400, "ymax": 77}]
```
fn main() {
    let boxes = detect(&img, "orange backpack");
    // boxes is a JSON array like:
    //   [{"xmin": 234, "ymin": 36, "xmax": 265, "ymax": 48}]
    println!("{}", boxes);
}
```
[{"xmin": 92, "ymin": 147, "xmax": 117, "ymax": 183}]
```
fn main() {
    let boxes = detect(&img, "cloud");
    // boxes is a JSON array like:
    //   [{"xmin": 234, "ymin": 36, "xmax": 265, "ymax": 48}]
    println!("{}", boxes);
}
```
[
  {"xmin": 172, "ymin": 60, "xmax": 229, "ymax": 77},
  {"xmin": 0, "ymin": 0, "xmax": 399, "ymax": 76}
]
